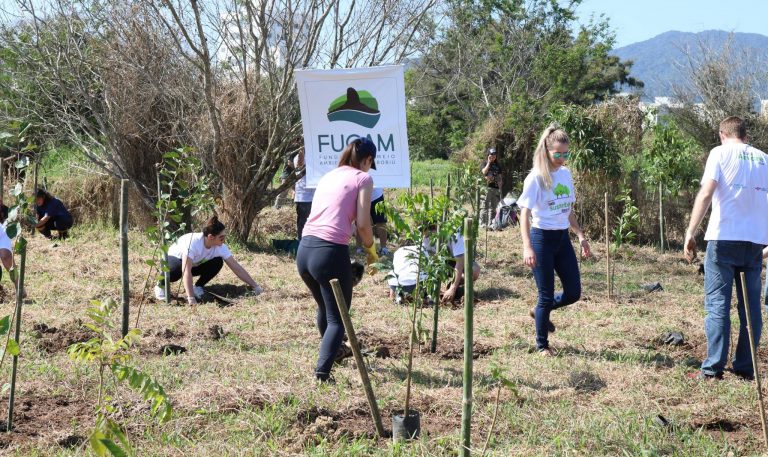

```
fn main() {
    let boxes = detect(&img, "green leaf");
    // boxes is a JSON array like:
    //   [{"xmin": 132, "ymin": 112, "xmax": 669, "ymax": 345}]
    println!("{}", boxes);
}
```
[
  {"xmin": 5, "ymin": 223, "xmax": 18, "ymax": 239},
  {"xmin": 6, "ymin": 339, "xmax": 20, "ymax": 356},
  {"xmin": 100, "ymin": 438, "xmax": 127, "ymax": 457},
  {"xmin": 13, "ymin": 237, "xmax": 27, "ymax": 254},
  {"xmin": 0, "ymin": 315, "xmax": 10, "ymax": 335}
]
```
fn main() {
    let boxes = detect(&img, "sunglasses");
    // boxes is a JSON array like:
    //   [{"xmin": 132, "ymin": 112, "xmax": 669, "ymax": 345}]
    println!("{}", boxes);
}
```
[{"xmin": 551, "ymin": 151, "xmax": 571, "ymax": 159}]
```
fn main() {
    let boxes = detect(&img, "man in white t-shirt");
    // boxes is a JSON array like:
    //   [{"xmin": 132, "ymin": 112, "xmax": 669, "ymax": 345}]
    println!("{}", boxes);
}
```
[
  {"xmin": 387, "ymin": 245, "xmax": 428, "ymax": 303},
  {"xmin": 423, "ymin": 226, "xmax": 481, "ymax": 304},
  {"xmin": 684, "ymin": 116, "xmax": 768, "ymax": 381}
]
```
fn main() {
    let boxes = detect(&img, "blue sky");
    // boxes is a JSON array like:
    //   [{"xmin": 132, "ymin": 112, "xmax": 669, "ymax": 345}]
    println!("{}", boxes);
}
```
[{"xmin": 576, "ymin": 0, "xmax": 768, "ymax": 48}]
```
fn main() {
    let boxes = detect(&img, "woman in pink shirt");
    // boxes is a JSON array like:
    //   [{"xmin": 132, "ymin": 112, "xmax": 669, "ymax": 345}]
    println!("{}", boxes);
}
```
[{"xmin": 296, "ymin": 137, "xmax": 379, "ymax": 383}]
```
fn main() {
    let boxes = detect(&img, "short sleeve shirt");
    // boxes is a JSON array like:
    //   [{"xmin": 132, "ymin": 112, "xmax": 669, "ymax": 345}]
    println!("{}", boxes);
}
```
[
  {"xmin": 36, "ymin": 197, "xmax": 71, "ymax": 220},
  {"xmin": 517, "ymin": 167, "xmax": 575, "ymax": 230},
  {"xmin": 302, "ymin": 166, "xmax": 373, "ymax": 245},
  {"xmin": 702, "ymin": 143, "xmax": 768, "ymax": 244},
  {"xmin": 167, "ymin": 232, "xmax": 233, "ymax": 266},
  {"xmin": 422, "ymin": 232, "xmax": 465, "ymax": 257},
  {"xmin": 482, "ymin": 160, "xmax": 502, "ymax": 188},
  {"xmin": 387, "ymin": 246, "xmax": 428, "ymax": 287}
]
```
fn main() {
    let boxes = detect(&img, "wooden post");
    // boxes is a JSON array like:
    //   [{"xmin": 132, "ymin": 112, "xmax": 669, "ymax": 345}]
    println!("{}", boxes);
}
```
[
  {"xmin": 404, "ymin": 280, "xmax": 418, "ymax": 417},
  {"xmin": 605, "ymin": 192, "xmax": 611, "ymax": 299},
  {"xmin": 33, "ymin": 157, "xmax": 39, "ymax": 194},
  {"xmin": 658, "ymin": 182, "xmax": 665, "ymax": 252},
  {"xmin": 738, "ymin": 272, "xmax": 768, "ymax": 446},
  {"xmin": 7, "ymin": 241, "xmax": 26, "ymax": 432},
  {"xmin": 156, "ymin": 166, "xmax": 170, "ymax": 304},
  {"xmin": 460, "ymin": 218, "xmax": 475, "ymax": 457},
  {"xmin": 120, "ymin": 179, "xmax": 130, "ymax": 337},
  {"xmin": 330, "ymin": 279, "xmax": 386, "ymax": 438}
]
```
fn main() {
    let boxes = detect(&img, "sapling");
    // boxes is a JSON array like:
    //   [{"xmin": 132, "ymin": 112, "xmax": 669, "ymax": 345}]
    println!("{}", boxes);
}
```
[
  {"xmin": 69, "ymin": 298, "xmax": 172, "ymax": 456},
  {"xmin": 137, "ymin": 148, "xmax": 215, "ymax": 322}
]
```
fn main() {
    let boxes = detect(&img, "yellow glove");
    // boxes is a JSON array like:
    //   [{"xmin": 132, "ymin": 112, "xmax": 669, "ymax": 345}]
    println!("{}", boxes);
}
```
[{"xmin": 363, "ymin": 244, "xmax": 379, "ymax": 274}]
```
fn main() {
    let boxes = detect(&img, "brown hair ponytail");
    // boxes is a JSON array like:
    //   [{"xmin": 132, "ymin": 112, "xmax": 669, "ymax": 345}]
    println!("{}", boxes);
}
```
[{"xmin": 203, "ymin": 215, "xmax": 225, "ymax": 236}]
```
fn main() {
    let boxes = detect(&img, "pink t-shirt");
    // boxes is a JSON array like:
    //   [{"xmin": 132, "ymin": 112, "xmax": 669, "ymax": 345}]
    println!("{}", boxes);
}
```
[{"xmin": 302, "ymin": 166, "xmax": 373, "ymax": 245}]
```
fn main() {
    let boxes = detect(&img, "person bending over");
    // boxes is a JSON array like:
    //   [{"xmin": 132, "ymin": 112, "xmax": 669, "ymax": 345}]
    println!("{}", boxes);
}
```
[
  {"xmin": 518, "ymin": 124, "xmax": 591, "ymax": 356},
  {"xmin": 34, "ymin": 189, "xmax": 73, "ymax": 240},
  {"xmin": 154, "ymin": 216, "xmax": 263, "ymax": 304},
  {"xmin": 296, "ymin": 137, "xmax": 378, "ymax": 383},
  {"xmin": 423, "ymin": 225, "xmax": 481, "ymax": 304}
]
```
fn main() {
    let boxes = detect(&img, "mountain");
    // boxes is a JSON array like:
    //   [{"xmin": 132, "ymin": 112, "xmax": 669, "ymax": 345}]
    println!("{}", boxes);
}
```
[{"xmin": 612, "ymin": 30, "xmax": 768, "ymax": 101}]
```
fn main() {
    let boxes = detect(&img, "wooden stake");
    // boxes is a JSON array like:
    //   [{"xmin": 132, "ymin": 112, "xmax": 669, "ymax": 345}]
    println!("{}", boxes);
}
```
[
  {"xmin": 120, "ymin": 179, "xmax": 130, "ymax": 338},
  {"xmin": 7, "ymin": 241, "xmax": 26, "ymax": 432},
  {"xmin": 738, "ymin": 272, "xmax": 768, "ymax": 446},
  {"xmin": 330, "ymin": 279, "xmax": 386, "ymax": 438},
  {"xmin": 605, "ymin": 192, "xmax": 611, "ymax": 299},
  {"xmin": 460, "ymin": 218, "xmax": 475, "ymax": 457}
]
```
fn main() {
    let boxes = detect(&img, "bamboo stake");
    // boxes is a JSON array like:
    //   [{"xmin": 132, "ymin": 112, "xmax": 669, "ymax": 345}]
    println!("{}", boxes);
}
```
[
  {"xmin": 460, "ymin": 218, "xmax": 475, "ymax": 457},
  {"xmin": 659, "ymin": 182, "xmax": 665, "ymax": 252},
  {"xmin": 432, "ymin": 176, "xmax": 452, "ymax": 353},
  {"xmin": 738, "ymin": 272, "xmax": 768, "ymax": 446},
  {"xmin": 7, "ymin": 241, "xmax": 26, "ymax": 432},
  {"xmin": 404, "ymin": 282, "xmax": 418, "ymax": 417},
  {"xmin": 605, "ymin": 192, "xmax": 611, "ymax": 299},
  {"xmin": 120, "ymin": 179, "xmax": 130, "ymax": 338},
  {"xmin": 330, "ymin": 279, "xmax": 386, "ymax": 438},
  {"xmin": 156, "ymin": 166, "xmax": 170, "ymax": 304}
]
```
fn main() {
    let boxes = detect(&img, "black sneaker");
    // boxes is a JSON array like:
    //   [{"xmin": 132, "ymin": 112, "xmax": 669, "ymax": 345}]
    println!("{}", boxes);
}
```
[
  {"xmin": 730, "ymin": 369, "xmax": 755, "ymax": 381},
  {"xmin": 529, "ymin": 309, "xmax": 556, "ymax": 333}
]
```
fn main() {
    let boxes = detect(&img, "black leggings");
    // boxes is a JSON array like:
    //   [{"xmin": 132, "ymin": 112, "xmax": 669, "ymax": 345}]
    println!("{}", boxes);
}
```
[
  {"xmin": 40, "ymin": 215, "xmax": 73, "ymax": 238},
  {"xmin": 296, "ymin": 235, "xmax": 353, "ymax": 380},
  {"xmin": 296, "ymin": 202, "xmax": 312, "ymax": 240},
  {"xmin": 158, "ymin": 256, "xmax": 224, "ymax": 287}
]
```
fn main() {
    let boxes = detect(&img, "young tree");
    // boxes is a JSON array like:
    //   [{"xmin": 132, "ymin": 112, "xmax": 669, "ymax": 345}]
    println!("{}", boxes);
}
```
[{"xmin": 150, "ymin": 0, "xmax": 437, "ymax": 241}]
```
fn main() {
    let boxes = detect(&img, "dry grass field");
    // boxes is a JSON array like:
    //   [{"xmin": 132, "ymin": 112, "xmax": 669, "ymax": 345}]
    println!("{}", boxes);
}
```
[{"xmin": 0, "ymin": 204, "xmax": 765, "ymax": 456}]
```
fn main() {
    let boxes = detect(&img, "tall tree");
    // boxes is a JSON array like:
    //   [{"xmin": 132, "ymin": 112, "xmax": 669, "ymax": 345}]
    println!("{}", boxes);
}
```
[{"xmin": 407, "ymin": 0, "xmax": 641, "ymax": 161}]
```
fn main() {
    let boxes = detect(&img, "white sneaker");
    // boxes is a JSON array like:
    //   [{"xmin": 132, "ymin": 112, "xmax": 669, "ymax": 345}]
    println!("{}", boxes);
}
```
[
  {"xmin": 154, "ymin": 285, "xmax": 166, "ymax": 301},
  {"xmin": 193, "ymin": 285, "xmax": 205, "ymax": 298}
]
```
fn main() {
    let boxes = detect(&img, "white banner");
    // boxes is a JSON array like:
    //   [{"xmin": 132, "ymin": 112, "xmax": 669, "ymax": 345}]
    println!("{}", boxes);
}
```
[{"xmin": 295, "ymin": 65, "xmax": 410, "ymax": 188}]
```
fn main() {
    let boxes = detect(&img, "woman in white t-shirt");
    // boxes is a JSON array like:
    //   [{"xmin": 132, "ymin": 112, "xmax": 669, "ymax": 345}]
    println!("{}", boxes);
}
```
[
  {"xmin": 154, "ymin": 216, "xmax": 262, "ymax": 304},
  {"xmin": 518, "ymin": 125, "xmax": 591, "ymax": 356}
]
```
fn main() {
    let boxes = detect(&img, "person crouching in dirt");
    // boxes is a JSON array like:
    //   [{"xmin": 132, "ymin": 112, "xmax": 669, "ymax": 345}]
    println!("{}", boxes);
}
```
[
  {"xmin": 154, "ymin": 216, "xmax": 263, "ymax": 304},
  {"xmin": 387, "ymin": 245, "xmax": 428, "ymax": 304},
  {"xmin": 296, "ymin": 137, "xmax": 379, "ymax": 384},
  {"xmin": 518, "ymin": 125, "xmax": 591, "ymax": 357},
  {"xmin": 34, "ymin": 189, "xmax": 73, "ymax": 240},
  {"xmin": 0, "ymin": 206, "xmax": 25, "ymax": 297},
  {"xmin": 423, "ymin": 224, "xmax": 481, "ymax": 305}
]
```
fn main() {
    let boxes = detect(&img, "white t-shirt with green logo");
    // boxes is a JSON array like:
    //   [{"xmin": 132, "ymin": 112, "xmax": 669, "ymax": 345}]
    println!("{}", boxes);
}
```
[
  {"xmin": 518, "ymin": 167, "xmax": 575, "ymax": 230},
  {"xmin": 702, "ymin": 143, "xmax": 768, "ymax": 244}
]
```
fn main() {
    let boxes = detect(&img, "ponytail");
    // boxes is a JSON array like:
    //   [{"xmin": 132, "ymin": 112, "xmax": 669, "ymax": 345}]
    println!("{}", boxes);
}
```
[
  {"xmin": 203, "ymin": 215, "xmax": 225, "ymax": 237},
  {"xmin": 532, "ymin": 123, "xmax": 569, "ymax": 189}
]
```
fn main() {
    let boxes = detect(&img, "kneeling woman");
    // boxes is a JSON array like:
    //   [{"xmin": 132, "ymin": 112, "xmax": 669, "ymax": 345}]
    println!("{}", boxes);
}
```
[
  {"xmin": 296, "ymin": 138, "xmax": 378, "ymax": 383},
  {"xmin": 35, "ymin": 189, "xmax": 73, "ymax": 240},
  {"xmin": 518, "ymin": 125, "xmax": 591, "ymax": 356},
  {"xmin": 154, "ymin": 216, "xmax": 263, "ymax": 304}
]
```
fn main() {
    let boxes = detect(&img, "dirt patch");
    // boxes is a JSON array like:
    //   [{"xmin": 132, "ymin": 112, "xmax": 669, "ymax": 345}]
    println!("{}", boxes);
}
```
[
  {"xmin": 0, "ymin": 392, "xmax": 91, "ymax": 450},
  {"xmin": 355, "ymin": 330, "xmax": 496, "ymax": 360},
  {"xmin": 33, "ymin": 320, "xmax": 95, "ymax": 354},
  {"xmin": 207, "ymin": 325, "xmax": 227, "ymax": 340},
  {"xmin": 295, "ymin": 396, "xmax": 462, "ymax": 447}
]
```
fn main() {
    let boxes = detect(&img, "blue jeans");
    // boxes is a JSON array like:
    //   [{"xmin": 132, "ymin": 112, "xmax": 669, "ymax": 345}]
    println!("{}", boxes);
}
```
[
  {"xmin": 530, "ymin": 228, "xmax": 582, "ymax": 349},
  {"xmin": 701, "ymin": 241, "xmax": 765, "ymax": 377}
]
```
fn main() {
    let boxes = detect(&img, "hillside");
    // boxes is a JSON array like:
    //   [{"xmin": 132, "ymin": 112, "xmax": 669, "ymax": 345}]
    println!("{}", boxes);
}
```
[{"xmin": 612, "ymin": 30, "xmax": 768, "ymax": 100}]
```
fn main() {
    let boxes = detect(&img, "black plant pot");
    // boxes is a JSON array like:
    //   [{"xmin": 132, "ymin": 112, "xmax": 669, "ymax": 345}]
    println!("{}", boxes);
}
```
[{"xmin": 392, "ymin": 410, "xmax": 420, "ymax": 441}]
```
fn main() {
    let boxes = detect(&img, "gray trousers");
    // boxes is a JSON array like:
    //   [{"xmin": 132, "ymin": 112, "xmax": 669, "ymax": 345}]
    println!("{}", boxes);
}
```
[{"xmin": 482, "ymin": 187, "xmax": 501, "ymax": 226}]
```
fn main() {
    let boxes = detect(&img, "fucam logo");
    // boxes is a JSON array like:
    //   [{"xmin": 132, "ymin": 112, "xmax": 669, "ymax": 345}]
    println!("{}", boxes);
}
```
[{"xmin": 327, "ymin": 87, "xmax": 381, "ymax": 128}]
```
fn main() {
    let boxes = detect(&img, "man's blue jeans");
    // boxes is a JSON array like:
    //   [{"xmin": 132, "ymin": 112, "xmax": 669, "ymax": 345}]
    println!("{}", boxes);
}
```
[
  {"xmin": 701, "ymin": 241, "xmax": 765, "ymax": 377},
  {"xmin": 530, "ymin": 228, "xmax": 581, "ymax": 350}
]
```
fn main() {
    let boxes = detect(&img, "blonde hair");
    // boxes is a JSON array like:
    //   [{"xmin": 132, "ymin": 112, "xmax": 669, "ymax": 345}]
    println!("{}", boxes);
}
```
[{"xmin": 532, "ymin": 124, "xmax": 569, "ymax": 189}]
